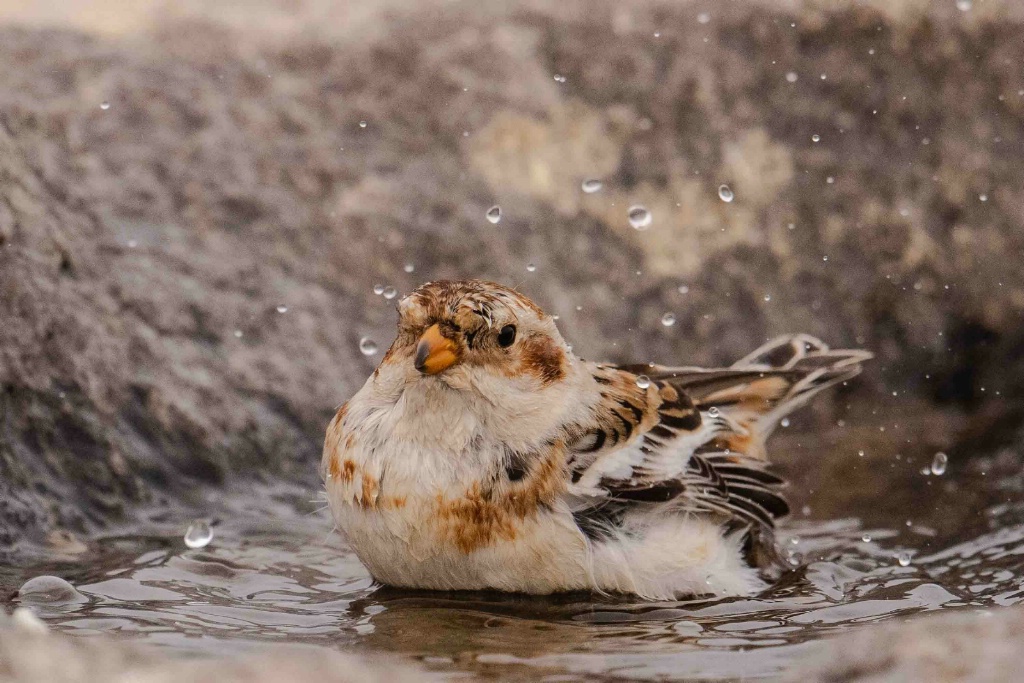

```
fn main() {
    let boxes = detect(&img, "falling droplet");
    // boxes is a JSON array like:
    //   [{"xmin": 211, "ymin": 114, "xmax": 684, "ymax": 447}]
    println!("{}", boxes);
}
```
[
  {"xmin": 184, "ymin": 521, "xmax": 213, "ymax": 549},
  {"xmin": 858, "ymin": 450, "xmax": 865, "ymax": 457},
  {"xmin": 826, "ymin": 176, "xmax": 835, "ymax": 184},
  {"xmin": 486, "ymin": 206, "xmax": 502, "ymax": 224},
  {"xmin": 979, "ymin": 194, "xmax": 988, "ymax": 202},
  {"xmin": 697, "ymin": 12, "xmax": 710, "ymax": 24},
  {"xmin": 553, "ymin": 74, "xmax": 567, "ymax": 83},
  {"xmin": 811, "ymin": 134, "xmax": 821, "ymax": 142},
  {"xmin": 373, "ymin": 284, "xmax": 385, "ymax": 295},
  {"xmin": 627, "ymin": 205, "xmax": 652, "ymax": 230},
  {"xmin": 718, "ymin": 185, "xmax": 734, "ymax": 202},
  {"xmin": 275, "ymin": 305, "xmax": 288, "ymax": 314},
  {"xmin": 763, "ymin": 294, "xmax": 772, "ymax": 302},
  {"xmin": 233, "ymin": 330, "xmax": 243, "ymax": 338},
  {"xmin": 708, "ymin": 407, "xmax": 721, "ymax": 418},
  {"xmin": 635, "ymin": 375, "xmax": 651, "ymax": 389},
  {"xmin": 127, "ymin": 239, "xmax": 138, "ymax": 248},
  {"xmin": 956, "ymin": 0, "xmax": 971, "ymax": 10},
  {"xmin": 403, "ymin": 263, "xmax": 415, "ymax": 273},
  {"xmin": 931, "ymin": 452, "xmax": 948, "ymax": 476},
  {"xmin": 862, "ymin": 533, "xmax": 872, "ymax": 543},
  {"xmin": 786, "ymin": 72, "xmax": 798, "ymax": 83},
  {"xmin": 358, "ymin": 120, "xmax": 367, "ymax": 128},
  {"xmin": 526, "ymin": 263, "xmax": 537, "ymax": 272},
  {"xmin": 18, "ymin": 576, "xmax": 87, "ymax": 606},
  {"xmin": 382, "ymin": 286, "xmax": 398, "ymax": 300},
  {"xmin": 100, "ymin": 101, "xmax": 111, "ymax": 110},
  {"xmin": 359, "ymin": 337, "xmax": 379, "ymax": 356},
  {"xmin": 781, "ymin": 417, "xmax": 790, "ymax": 427},
  {"xmin": 661, "ymin": 312, "xmax": 676, "ymax": 327},
  {"xmin": 581, "ymin": 178, "xmax": 603, "ymax": 194},
  {"xmin": 678, "ymin": 285, "xmax": 689, "ymax": 294},
  {"xmin": 897, "ymin": 551, "xmax": 912, "ymax": 567}
]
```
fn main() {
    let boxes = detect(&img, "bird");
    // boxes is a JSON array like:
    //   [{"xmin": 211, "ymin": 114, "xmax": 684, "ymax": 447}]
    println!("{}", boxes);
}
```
[{"xmin": 321, "ymin": 279, "xmax": 871, "ymax": 600}]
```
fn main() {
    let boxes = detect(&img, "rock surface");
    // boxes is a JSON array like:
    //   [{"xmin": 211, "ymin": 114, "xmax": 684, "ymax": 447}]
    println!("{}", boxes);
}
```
[
  {"xmin": 787, "ymin": 607, "xmax": 1024, "ymax": 683},
  {"xmin": 0, "ymin": 622, "xmax": 424, "ymax": 683},
  {"xmin": 1, "ymin": 0, "xmax": 1022, "ymax": 545}
]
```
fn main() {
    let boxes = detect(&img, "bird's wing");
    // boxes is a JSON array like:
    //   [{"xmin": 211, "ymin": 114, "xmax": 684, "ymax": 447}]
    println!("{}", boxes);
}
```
[
  {"xmin": 563, "ymin": 363, "xmax": 790, "ymax": 537},
  {"xmin": 564, "ymin": 335, "xmax": 870, "ymax": 538}
]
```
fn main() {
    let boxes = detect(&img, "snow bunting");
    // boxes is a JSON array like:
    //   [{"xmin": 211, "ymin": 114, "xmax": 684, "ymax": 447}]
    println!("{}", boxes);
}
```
[{"xmin": 322, "ymin": 280, "xmax": 871, "ymax": 599}]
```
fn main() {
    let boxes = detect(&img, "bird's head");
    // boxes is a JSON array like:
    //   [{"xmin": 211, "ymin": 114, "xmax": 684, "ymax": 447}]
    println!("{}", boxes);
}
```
[{"xmin": 371, "ymin": 280, "xmax": 583, "ymax": 440}]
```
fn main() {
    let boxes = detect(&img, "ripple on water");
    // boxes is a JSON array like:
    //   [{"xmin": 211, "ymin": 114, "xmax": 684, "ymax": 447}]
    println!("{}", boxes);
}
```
[{"xmin": 3, "ymin": 472, "xmax": 1024, "ymax": 681}]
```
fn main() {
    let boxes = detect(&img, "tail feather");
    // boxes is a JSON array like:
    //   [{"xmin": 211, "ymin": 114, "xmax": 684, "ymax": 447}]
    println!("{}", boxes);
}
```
[{"xmin": 640, "ymin": 335, "xmax": 871, "ymax": 460}]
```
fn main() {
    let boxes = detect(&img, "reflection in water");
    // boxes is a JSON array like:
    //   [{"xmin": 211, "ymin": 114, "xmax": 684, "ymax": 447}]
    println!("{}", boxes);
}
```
[{"xmin": 2, "ymin": 461, "xmax": 1023, "ymax": 680}]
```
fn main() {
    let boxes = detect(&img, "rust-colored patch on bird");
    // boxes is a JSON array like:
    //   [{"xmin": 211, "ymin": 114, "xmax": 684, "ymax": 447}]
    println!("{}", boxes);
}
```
[
  {"xmin": 517, "ymin": 333, "xmax": 566, "ymax": 385},
  {"xmin": 339, "ymin": 458, "xmax": 357, "ymax": 482},
  {"xmin": 360, "ymin": 474, "xmax": 379, "ymax": 509},
  {"xmin": 432, "ymin": 442, "xmax": 567, "ymax": 553}
]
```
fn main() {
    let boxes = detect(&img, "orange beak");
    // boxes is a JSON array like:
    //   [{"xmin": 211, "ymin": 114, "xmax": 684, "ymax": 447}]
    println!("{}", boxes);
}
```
[{"xmin": 414, "ymin": 324, "xmax": 460, "ymax": 375}]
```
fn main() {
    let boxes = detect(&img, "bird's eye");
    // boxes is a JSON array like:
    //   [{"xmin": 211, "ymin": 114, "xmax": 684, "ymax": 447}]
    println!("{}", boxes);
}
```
[{"xmin": 497, "ymin": 324, "xmax": 517, "ymax": 348}]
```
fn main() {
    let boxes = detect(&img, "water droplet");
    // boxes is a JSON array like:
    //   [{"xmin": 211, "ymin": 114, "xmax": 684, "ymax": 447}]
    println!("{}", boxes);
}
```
[
  {"xmin": 358, "ymin": 120, "xmax": 367, "ymax": 128},
  {"xmin": 382, "ymin": 286, "xmax": 398, "ymax": 300},
  {"xmin": 678, "ymin": 285, "xmax": 690, "ymax": 294},
  {"xmin": 826, "ymin": 176, "xmax": 835, "ymax": 184},
  {"xmin": 373, "ymin": 284, "xmax": 385, "ymax": 295},
  {"xmin": 697, "ymin": 12, "xmax": 711, "ymax": 24},
  {"xmin": 790, "ymin": 537, "xmax": 800, "ymax": 545},
  {"xmin": 403, "ymin": 263, "xmax": 415, "ymax": 273},
  {"xmin": 781, "ymin": 417, "xmax": 790, "ymax": 427},
  {"xmin": 931, "ymin": 452, "xmax": 948, "ymax": 476},
  {"xmin": 979, "ymin": 193, "xmax": 988, "ymax": 202},
  {"xmin": 526, "ymin": 263, "xmax": 536, "ymax": 272},
  {"xmin": 627, "ymin": 205, "xmax": 652, "ymax": 230},
  {"xmin": 553, "ymin": 74, "xmax": 567, "ymax": 83},
  {"xmin": 956, "ymin": 0, "xmax": 971, "ymax": 10},
  {"xmin": 100, "ymin": 101, "xmax": 110, "ymax": 110},
  {"xmin": 822, "ymin": 255, "xmax": 829, "ymax": 261},
  {"xmin": 233, "ymin": 330, "xmax": 243, "ymax": 338},
  {"xmin": 897, "ymin": 551, "xmax": 912, "ymax": 567},
  {"xmin": 811, "ymin": 134, "xmax": 821, "ymax": 142},
  {"xmin": 786, "ymin": 72, "xmax": 798, "ymax": 83},
  {"xmin": 359, "ymin": 337, "xmax": 379, "ymax": 356},
  {"xmin": 184, "ymin": 521, "xmax": 213, "ymax": 549},
  {"xmin": 635, "ymin": 375, "xmax": 651, "ymax": 389},
  {"xmin": 661, "ymin": 312, "xmax": 676, "ymax": 327},
  {"xmin": 862, "ymin": 533, "xmax": 872, "ymax": 543},
  {"xmin": 858, "ymin": 450, "xmax": 865, "ymax": 457},
  {"xmin": 275, "ymin": 305, "xmax": 288, "ymax": 314},
  {"xmin": 18, "ymin": 576, "xmax": 86, "ymax": 606},
  {"xmin": 718, "ymin": 184, "xmax": 734, "ymax": 202},
  {"xmin": 127, "ymin": 239, "xmax": 138, "ymax": 248},
  {"xmin": 486, "ymin": 205, "xmax": 502, "ymax": 224},
  {"xmin": 581, "ymin": 178, "xmax": 603, "ymax": 194},
  {"xmin": 763, "ymin": 294, "xmax": 772, "ymax": 302},
  {"xmin": 708, "ymin": 407, "xmax": 721, "ymax": 418}
]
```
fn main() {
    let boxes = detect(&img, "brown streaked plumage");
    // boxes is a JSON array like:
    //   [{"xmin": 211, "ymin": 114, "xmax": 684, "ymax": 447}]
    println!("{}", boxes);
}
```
[{"xmin": 322, "ymin": 281, "xmax": 873, "ymax": 598}]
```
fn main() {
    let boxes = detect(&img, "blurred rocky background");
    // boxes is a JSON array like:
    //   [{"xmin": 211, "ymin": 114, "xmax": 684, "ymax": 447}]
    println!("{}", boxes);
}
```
[{"xmin": 1, "ymin": 0, "xmax": 1022, "ymax": 581}]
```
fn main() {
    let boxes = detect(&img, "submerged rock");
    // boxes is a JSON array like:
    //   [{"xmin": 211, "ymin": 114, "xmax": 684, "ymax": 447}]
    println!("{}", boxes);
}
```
[
  {"xmin": 788, "ymin": 608, "xmax": 1024, "ymax": 683},
  {"xmin": 0, "ymin": 626, "xmax": 425, "ymax": 683}
]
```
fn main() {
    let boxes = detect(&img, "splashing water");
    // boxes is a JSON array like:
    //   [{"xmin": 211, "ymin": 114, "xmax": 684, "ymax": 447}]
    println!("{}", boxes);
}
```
[
  {"xmin": 358, "ymin": 337, "xmax": 379, "ymax": 356},
  {"xmin": 183, "ymin": 521, "xmax": 213, "ymax": 549},
  {"xmin": 628, "ymin": 205, "xmax": 652, "ymax": 230}
]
